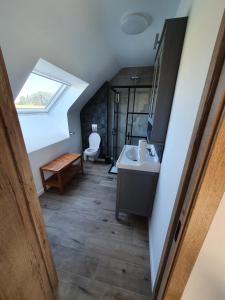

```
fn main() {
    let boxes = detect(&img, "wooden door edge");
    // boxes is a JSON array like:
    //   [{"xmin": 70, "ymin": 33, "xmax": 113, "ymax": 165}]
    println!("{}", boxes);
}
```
[
  {"xmin": 163, "ymin": 93, "xmax": 225, "ymax": 299},
  {"xmin": 0, "ymin": 48, "xmax": 58, "ymax": 292}
]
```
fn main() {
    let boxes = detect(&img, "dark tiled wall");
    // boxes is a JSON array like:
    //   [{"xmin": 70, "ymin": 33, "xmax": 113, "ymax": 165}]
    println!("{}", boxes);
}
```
[{"xmin": 80, "ymin": 82, "xmax": 109, "ymax": 158}]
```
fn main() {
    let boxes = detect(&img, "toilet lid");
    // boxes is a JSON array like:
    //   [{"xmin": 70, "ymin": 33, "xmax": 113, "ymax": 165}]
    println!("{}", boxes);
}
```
[{"xmin": 89, "ymin": 132, "xmax": 101, "ymax": 149}]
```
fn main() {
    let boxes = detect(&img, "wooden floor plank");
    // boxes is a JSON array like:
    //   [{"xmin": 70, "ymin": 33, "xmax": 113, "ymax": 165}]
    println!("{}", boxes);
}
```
[{"xmin": 40, "ymin": 161, "xmax": 152, "ymax": 299}]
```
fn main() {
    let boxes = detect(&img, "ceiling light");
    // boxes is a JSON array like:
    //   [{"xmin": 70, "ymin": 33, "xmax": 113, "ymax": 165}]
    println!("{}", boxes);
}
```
[{"xmin": 121, "ymin": 13, "xmax": 150, "ymax": 35}]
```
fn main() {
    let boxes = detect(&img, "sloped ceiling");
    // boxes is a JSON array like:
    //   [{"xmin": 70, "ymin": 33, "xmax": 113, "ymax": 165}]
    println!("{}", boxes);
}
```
[{"xmin": 0, "ymin": 0, "xmax": 180, "ymax": 109}]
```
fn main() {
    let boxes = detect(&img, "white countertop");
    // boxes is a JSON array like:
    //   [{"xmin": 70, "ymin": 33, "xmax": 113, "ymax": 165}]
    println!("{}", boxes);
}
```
[{"xmin": 116, "ymin": 145, "xmax": 161, "ymax": 173}]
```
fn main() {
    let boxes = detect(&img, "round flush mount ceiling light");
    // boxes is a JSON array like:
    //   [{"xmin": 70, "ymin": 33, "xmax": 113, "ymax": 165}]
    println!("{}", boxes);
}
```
[{"xmin": 120, "ymin": 13, "xmax": 150, "ymax": 35}]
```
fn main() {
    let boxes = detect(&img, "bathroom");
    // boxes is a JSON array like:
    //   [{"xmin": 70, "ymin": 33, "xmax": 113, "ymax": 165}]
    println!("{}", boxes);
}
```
[
  {"xmin": 79, "ymin": 18, "xmax": 184, "ymax": 218},
  {"xmin": 80, "ymin": 66, "xmax": 157, "ymax": 168},
  {"xmin": 1, "ymin": 0, "xmax": 224, "ymax": 299},
  {"xmin": 29, "ymin": 16, "xmax": 186, "ymax": 299}
]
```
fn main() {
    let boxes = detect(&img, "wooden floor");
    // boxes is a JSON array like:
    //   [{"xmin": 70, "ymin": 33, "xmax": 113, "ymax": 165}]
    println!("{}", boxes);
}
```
[{"xmin": 40, "ymin": 161, "xmax": 152, "ymax": 300}]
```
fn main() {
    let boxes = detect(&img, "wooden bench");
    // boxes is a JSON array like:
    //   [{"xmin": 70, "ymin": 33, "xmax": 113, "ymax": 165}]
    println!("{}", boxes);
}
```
[{"xmin": 40, "ymin": 153, "xmax": 83, "ymax": 193}]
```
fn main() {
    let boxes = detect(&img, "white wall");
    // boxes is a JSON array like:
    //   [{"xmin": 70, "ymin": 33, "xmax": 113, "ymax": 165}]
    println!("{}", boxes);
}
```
[
  {"xmin": 17, "ymin": 59, "xmax": 87, "ymax": 194},
  {"xmin": 149, "ymin": 0, "xmax": 225, "ymax": 287},
  {"xmin": 19, "ymin": 86, "xmax": 85, "ymax": 153},
  {"xmin": 182, "ymin": 193, "xmax": 225, "ymax": 300},
  {"xmin": 28, "ymin": 109, "xmax": 82, "ymax": 195}
]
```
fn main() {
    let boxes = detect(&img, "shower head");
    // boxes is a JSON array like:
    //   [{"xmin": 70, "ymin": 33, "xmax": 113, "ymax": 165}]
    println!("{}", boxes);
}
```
[{"xmin": 130, "ymin": 75, "xmax": 141, "ymax": 81}]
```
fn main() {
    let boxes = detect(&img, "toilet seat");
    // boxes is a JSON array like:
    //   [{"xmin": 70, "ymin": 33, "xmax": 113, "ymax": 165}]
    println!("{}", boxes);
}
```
[
  {"xmin": 84, "ymin": 132, "xmax": 101, "ymax": 161},
  {"xmin": 84, "ymin": 148, "xmax": 98, "ymax": 156}
]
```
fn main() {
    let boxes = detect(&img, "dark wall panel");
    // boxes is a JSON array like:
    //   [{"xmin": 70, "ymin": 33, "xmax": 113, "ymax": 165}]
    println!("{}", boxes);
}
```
[
  {"xmin": 111, "ymin": 66, "xmax": 153, "ymax": 87},
  {"xmin": 80, "ymin": 82, "xmax": 109, "ymax": 158}
]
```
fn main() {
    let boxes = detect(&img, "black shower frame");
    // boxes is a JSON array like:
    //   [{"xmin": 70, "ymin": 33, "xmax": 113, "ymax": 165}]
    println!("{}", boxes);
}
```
[{"xmin": 110, "ymin": 85, "xmax": 152, "ymax": 163}]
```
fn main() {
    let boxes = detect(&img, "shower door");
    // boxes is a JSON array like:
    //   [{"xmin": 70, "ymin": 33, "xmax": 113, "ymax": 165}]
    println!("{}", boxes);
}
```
[
  {"xmin": 110, "ymin": 86, "xmax": 151, "ymax": 163},
  {"xmin": 111, "ymin": 88, "xmax": 129, "ymax": 163},
  {"xmin": 125, "ymin": 87, "xmax": 150, "ymax": 145}
]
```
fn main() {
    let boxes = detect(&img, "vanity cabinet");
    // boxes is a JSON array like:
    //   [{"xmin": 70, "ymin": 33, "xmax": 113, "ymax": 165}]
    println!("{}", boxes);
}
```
[
  {"xmin": 148, "ymin": 17, "xmax": 188, "ymax": 144},
  {"xmin": 116, "ymin": 168, "xmax": 159, "ymax": 218}
]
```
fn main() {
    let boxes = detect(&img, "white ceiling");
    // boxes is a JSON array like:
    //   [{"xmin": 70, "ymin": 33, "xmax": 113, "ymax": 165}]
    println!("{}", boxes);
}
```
[
  {"xmin": 0, "ymin": 0, "xmax": 181, "ymax": 109},
  {"xmin": 98, "ymin": 0, "xmax": 181, "ymax": 67}
]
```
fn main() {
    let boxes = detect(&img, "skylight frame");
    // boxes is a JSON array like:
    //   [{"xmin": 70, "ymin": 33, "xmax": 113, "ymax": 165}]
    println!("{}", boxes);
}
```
[{"xmin": 15, "ymin": 71, "xmax": 70, "ymax": 114}]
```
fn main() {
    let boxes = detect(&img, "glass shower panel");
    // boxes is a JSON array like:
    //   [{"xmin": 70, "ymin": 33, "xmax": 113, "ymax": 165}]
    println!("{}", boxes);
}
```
[
  {"xmin": 132, "ymin": 114, "xmax": 149, "ymax": 137},
  {"xmin": 130, "ymin": 137, "xmax": 141, "ymax": 146},
  {"xmin": 133, "ymin": 88, "xmax": 150, "ymax": 113},
  {"xmin": 126, "ymin": 114, "xmax": 148, "ymax": 145},
  {"xmin": 128, "ymin": 88, "xmax": 135, "ymax": 113},
  {"xmin": 110, "ymin": 86, "xmax": 152, "ymax": 163},
  {"xmin": 126, "ymin": 87, "xmax": 151, "ymax": 145},
  {"xmin": 116, "ymin": 88, "xmax": 128, "ymax": 157}
]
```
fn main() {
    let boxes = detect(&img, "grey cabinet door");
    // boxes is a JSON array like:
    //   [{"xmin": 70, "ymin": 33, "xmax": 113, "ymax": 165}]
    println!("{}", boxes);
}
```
[
  {"xmin": 149, "ymin": 17, "xmax": 188, "ymax": 144},
  {"xmin": 116, "ymin": 169, "xmax": 158, "ymax": 217}
]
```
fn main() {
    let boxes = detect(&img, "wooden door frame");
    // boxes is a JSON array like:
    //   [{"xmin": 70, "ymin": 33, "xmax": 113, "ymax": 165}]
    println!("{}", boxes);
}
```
[
  {"xmin": 0, "ymin": 48, "xmax": 58, "ymax": 295},
  {"xmin": 153, "ymin": 10, "xmax": 225, "ymax": 300}
]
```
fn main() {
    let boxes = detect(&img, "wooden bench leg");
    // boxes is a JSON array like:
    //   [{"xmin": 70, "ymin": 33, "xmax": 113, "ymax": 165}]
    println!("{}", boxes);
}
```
[
  {"xmin": 80, "ymin": 156, "xmax": 84, "ymax": 174},
  {"xmin": 40, "ymin": 169, "xmax": 47, "ymax": 192},
  {"xmin": 57, "ymin": 173, "xmax": 64, "ymax": 194}
]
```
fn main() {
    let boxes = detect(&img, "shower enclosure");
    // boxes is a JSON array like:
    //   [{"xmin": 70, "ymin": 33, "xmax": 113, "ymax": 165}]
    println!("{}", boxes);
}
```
[{"xmin": 108, "ymin": 86, "xmax": 152, "ymax": 166}]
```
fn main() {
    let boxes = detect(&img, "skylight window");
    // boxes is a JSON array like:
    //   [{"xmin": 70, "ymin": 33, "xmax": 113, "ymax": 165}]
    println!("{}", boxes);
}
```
[{"xmin": 15, "ymin": 72, "xmax": 68, "ymax": 112}]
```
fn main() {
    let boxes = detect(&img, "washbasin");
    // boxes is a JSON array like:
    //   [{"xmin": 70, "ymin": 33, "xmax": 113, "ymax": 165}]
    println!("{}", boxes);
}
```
[
  {"xmin": 125, "ymin": 146, "xmax": 150, "ymax": 161},
  {"xmin": 125, "ymin": 147, "xmax": 138, "ymax": 161},
  {"xmin": 116, "ymin": 145, "xmax": 160, "ymax": 173}
]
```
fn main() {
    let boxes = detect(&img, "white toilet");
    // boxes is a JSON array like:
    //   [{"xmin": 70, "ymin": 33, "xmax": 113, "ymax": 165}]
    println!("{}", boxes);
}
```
[{"xmin": 84, "ymin": 132, "xmax": 101, "ymax": 161}]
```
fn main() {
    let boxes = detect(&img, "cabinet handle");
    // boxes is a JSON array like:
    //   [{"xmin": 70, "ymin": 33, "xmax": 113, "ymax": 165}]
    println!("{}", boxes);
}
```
[{"xmin": 153, "ymin": 33, "xmax": 160, "ymax": 50}]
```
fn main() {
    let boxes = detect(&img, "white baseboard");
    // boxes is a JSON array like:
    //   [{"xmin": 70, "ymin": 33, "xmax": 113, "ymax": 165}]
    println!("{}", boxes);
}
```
[
  {"xmin": 149, "ymin": 221, "xmax": 156, "ymax": 291},
  {"xmin": 37, "ymin": 188, "xmax": 45, "ymax": 197}
]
